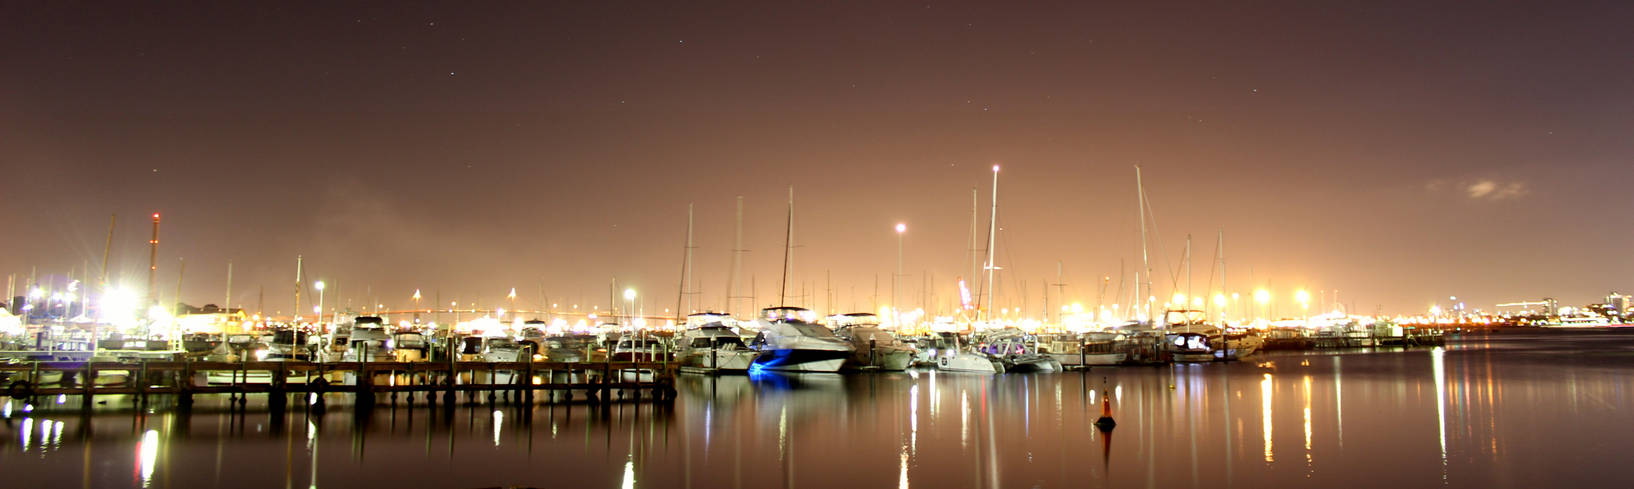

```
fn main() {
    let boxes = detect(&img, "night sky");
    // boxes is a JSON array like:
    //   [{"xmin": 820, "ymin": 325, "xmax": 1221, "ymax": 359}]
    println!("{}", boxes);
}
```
[{"xmin": 4, "ymin": 1, "xmax": 1632, "ymax": 317}]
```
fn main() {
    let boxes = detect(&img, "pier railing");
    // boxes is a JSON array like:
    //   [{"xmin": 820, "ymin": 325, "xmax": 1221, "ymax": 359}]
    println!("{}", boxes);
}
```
[{"xmin": 0, "ymin": 359, "xmax": 678, "ymax": 405}]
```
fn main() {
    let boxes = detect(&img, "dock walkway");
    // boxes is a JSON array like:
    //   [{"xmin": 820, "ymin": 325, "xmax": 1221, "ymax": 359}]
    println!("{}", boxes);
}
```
[{"xmin": 0, "ymin": 359, "xmax": 678, "ymax": 406}]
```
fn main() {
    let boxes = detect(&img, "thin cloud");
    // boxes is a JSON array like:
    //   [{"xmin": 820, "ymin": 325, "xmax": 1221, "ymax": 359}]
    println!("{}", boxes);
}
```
[{"xmin": 1462, "ymin": 179, "xmax": 1528, "ymax": 201}]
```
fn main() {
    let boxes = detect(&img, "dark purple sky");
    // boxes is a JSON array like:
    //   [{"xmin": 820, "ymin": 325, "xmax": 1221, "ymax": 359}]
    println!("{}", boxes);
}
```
[{"xmin": 3, "ymin": 1, "xmax": 1631, "ymax": 317}]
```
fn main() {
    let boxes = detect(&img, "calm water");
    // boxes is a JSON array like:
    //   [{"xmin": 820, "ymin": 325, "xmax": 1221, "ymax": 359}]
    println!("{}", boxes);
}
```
[{"xmin": 3, "ymin": 330, "xmax": 1633, "ymax": 488}]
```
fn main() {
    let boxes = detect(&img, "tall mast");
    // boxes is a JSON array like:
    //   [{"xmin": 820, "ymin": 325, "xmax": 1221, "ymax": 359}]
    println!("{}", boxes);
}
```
[
  {"xmin": 726, "ymin": 195, "xmax": 745, "ymax": 316},
  {"xmin": 967, "ymin": 187, "xmax": 980, "ymax": 289},
  {"xmin": 100, "ymin": 214, "xmax": 115, "ymax": 289},
  {"xmin": 147, "ymin": 213, "xmax": 160, "ymax": 307},
  {"xmin": 294, "ymin": 255, "xmax": 303, "ymax": 324},
  {"xmin": 173, "ymin": 257, "xmax": 185, "ymax": 317},
  {"xmin": 1135, "ymin": 166, "xmax": 1153, "ymax": 323},
  {"xmin": 225, "ymin": 260, "xmax": 233, "ymax": 312},
  {"xmin": 171, "ymin": 257, "xmax": 184, "ymax": 349},
  {"xmin": 982, "ymin": 165, "xmax": 1001, "ymax": 322},
  {"xmin": 1185, "ymin": 234, "xmax": 1193, "ymax": 308},
  {"xmin": 1217, "ymin": 229, "xmax": 1226, "ymax": 322},
  {"xmin": 675, "ymin": 203, "xmax": 694, "ymax": 325},
  {"xmin": 779, "ymin": 186, "xmax": 794, "ymax": 307}
]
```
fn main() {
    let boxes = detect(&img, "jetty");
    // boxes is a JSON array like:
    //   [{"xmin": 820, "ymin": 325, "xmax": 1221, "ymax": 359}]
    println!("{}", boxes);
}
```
[{"xmin": 0, "ymin": 358, "xmax": 678, "ymax": 406}]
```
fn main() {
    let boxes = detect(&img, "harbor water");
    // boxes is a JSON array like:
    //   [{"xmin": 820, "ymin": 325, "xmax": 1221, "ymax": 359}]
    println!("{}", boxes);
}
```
[{"xmin": 2, "ymin": 330, "xmax": 1631, "ymax": 488}]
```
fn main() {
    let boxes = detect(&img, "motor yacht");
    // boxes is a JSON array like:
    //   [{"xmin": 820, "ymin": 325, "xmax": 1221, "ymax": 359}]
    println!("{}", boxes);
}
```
[
  {"xmin": 829, "ymin": 313, "xmax": 916, "ymax": 371},
  {"xmin": 978, "ymin": 330, "xmax": 1062, "ymax": 372},
  {"xmin": 674, "ymin": 312, "xmax": 757, "ymax": 373},
  {"xmin": 748, "ymin": 307, "xmax": 852, "ymax": 373}
]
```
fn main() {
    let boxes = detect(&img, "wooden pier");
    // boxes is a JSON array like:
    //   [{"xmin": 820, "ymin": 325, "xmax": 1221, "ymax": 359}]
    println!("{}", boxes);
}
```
[{"xmin": 0, "ymin": 359, "xmax": 678, "ymax": 406}]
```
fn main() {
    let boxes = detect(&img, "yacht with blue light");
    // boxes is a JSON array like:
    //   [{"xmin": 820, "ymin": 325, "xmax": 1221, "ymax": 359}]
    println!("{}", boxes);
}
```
[{"xmin": 748, "ymin": 307, "xmax": 853, "ymax": 373}]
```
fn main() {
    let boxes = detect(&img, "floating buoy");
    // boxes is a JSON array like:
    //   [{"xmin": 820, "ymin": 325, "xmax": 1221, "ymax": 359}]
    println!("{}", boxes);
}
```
[{"xmin": 1094, "ymin": 391, "xmax": 1117, "ymax": 431}]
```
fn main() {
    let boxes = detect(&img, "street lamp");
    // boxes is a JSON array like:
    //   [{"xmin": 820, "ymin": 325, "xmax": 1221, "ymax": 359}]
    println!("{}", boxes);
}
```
[
  {"xmin": 507, "ymin": 287, "xmax": 517, "ymax": 317},
  {"xmin": 623, "ymin": 288, "xmax": 637, "ymax": 328},
  {"xmin": 894, "ymin": 222, "xmax": 906, "ymax": 329},
  {"xmin": 1295, "ymin": 289, "xmax": 1311, "ymax": 327},
  {"xmin": 314, "ymin": 280, "xmax": 326, "ymax": 327},
  {"xmin": 1253, "ymin": 289, "xmax": 1270, "ymax": 322}
]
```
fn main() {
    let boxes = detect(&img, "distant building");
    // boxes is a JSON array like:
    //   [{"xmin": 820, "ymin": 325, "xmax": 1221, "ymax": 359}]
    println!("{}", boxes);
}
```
[{"xmin": 1607, "ymin": 293, "xmax": 1629, "ymax": 318}]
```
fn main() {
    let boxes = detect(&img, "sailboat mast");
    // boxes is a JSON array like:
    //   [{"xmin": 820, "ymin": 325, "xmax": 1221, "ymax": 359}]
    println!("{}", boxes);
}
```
[
  {"xmin": 968, "ymin": 187, "xmax": 979, "ymax": 289},
  {"xmin": 1217, "ymin": 229, "xmax": 1226, "ymax": 322},
  {"xmin": 294, "ymin": 255, "xmax": 303, "ymax": 324},
  {"xmin": 225, "ymin": 260, "xmax": 233, "ymax": 312},
  {"xmin": 675, "ymin": 203, "xmax": 694, "ymax": 324},
  {"xmin": 100, "ymin": 214, "xmax": 115, "ymax": 289},
  {"xmin": 147, "ymin": 213, "xmax": 160, "ymax": 308},
  {"xmin": 982, "ymin": 165, "xmax": 1000, "ymax": 321},
  {"xmin": 779, "ymin": 186, "xmax": 794, "ymax": 306},
  {"xmin": 1135, "ymin": 166, "xmax": 1156, "ymax": 323},
  {"xmin": 1185, "ymin": 234, "xmax": 1192, "ymax": 308},
  {"xmin": 727, "ymin": 195, "xmax": 744, "ymax": 316}
]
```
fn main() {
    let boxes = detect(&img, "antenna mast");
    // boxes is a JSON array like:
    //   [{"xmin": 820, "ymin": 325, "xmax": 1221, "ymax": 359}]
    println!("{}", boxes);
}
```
[
  {"xmin": 981, "ymin": 165, "xmax": 1001, "ymax": 321},
  {"xmin": 779, "ymin": 186, "xmax": 794, "ymax": 306}
]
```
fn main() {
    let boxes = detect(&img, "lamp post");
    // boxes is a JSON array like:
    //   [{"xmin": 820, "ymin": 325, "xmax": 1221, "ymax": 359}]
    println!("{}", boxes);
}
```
[
  {"xmin": 1295, "ymin": 289, "xmax": 1311, "ymax": 327},
  {"xmin": 412, "ymin": 289, "xmax": 422, "ymax": 324},
  {"xmin": 894, "ymin": 222, "xmax": 906, "ymax": 329},
  {"xmin": 623, "ymin": 288, "xmax": 637, "ymax": 328},
  {"xmin": 314, "ymin": 280, "xmax": 326, "ymax": 329},
  {"xmin": 507, "ymin": 287, "xmax": 516, "ymax": 318},
  {"xmin": 1254, "ymin": 289, "xmax": 1270, "ymax": 323}
]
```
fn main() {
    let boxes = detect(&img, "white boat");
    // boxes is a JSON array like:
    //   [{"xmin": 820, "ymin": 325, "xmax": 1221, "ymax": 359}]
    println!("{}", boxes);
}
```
[
  {"xmin": 979, "ymin": 331, "xmax": 1062, "ymax": 372},
  {"xmin": 674, "ymin": 313, "xmax": 756, "ymax": 373},
  {"xmin": 1044, "ymin": 332, "xmax": 1129, "ymax": 366},
  {"xmin": 1549, "ymin": 314, "xmax": 1613, "ymax": 327},
  {"xmin": 390, "ymin": 331, "xmax": 429, "ymax": 362},
  {"xmin": 749, "ymin": 307, "xmax": 852, "ymax": 373},
  {"xmin": 1165, "ymin": 332, "xmax": 1216, "ymax": 363},
  {"xmin": 829, "ymin": 313, "xmax": 916, "ymax": 371},
  {"xmin": 1162, "ymin": 309, "xmax": 1262, "ymax": 361},
  {"xmin": 914, "ymin": 332, "xmax": 1001, "ymax": 373}
]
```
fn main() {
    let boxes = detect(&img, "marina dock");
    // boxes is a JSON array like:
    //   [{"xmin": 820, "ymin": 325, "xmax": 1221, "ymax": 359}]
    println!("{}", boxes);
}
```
[{"xmin": 0, "ymin": 358, "xmax": 679, "ymax": 406}]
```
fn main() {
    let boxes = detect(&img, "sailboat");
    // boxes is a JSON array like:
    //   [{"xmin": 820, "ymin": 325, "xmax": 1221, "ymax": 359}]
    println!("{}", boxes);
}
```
[{"xmin": 748, "ymin": 187, "xmax": 854, "ymax": 373}]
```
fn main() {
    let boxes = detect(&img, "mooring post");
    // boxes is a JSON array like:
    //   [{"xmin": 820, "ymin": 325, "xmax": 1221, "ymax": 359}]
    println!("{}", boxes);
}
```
[{"xmin": 82, "ymin": 362, "xmax": 94, "ymax": 407}]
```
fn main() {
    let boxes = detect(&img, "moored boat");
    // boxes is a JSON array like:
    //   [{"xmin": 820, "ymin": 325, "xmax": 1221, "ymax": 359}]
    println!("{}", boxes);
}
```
[{"xmin": 749, "ymin": 307, "xmax": 852, "ymax": 373}]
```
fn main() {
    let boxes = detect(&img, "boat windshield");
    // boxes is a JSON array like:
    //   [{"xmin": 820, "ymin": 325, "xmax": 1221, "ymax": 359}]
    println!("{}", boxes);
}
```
[
  {"xmin": 691, "ymin": 336, "xmax": 747, "ymax": 349},
  {"xmin": 349, "ymin": 339, "xmax": 387, "ymax": 351},
  {"xmin": 486, "ymin": 338, "xmax": 520, "ymax": 350},
  {"xmin": 789, "ymin": 323, "xmax": 837, "ymax": 338},
  {"xmin": 393, "ymin": 334, "xmax": 427, "ymax": 349},
  {"xmin": 619, "ymin": 338, "xmax": 663, "ymax": 349},
  {"xmin": 271, "ymin": 330, "xmax": 306, "ymax": 345}
]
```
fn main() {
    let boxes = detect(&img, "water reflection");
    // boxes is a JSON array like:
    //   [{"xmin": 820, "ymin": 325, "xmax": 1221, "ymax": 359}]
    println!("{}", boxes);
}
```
[
  {"xmin": 5, "ymin": 332, "xmax": 1634, "ymax": 488},
  {"xmin": 1261, "ymin": 373, "xmax": 1273, "ymax": 463}
]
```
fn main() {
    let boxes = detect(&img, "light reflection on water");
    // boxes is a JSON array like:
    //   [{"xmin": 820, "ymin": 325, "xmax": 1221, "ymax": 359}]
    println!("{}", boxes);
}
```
[{"xmin": 3, "ymin": 331, "xmax": 1634, "ymax": 488}]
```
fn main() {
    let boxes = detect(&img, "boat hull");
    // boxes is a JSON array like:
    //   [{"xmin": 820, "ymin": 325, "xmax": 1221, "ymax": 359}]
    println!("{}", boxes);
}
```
[
  {"xmin": 752, "ymin": 349, "xmax": 849, "ymax": 373},
  {"xmin": 935, "ymin": 353, "xmax": 1002, "ymax": 373},
  {"xmin": 678, "ymin": 349, "xmax": 757, "ymax": 372},
  {"xmin": 1003, "ymin": 355, "xmax": 1063, "ymax": 373},
  {"xmin": 1172, "ymin": 352, "xmax": 1214, "ymax": 363},
  {"xmin": 847, "ymin": 349, "xmax": 915, "ymax": 371}
]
